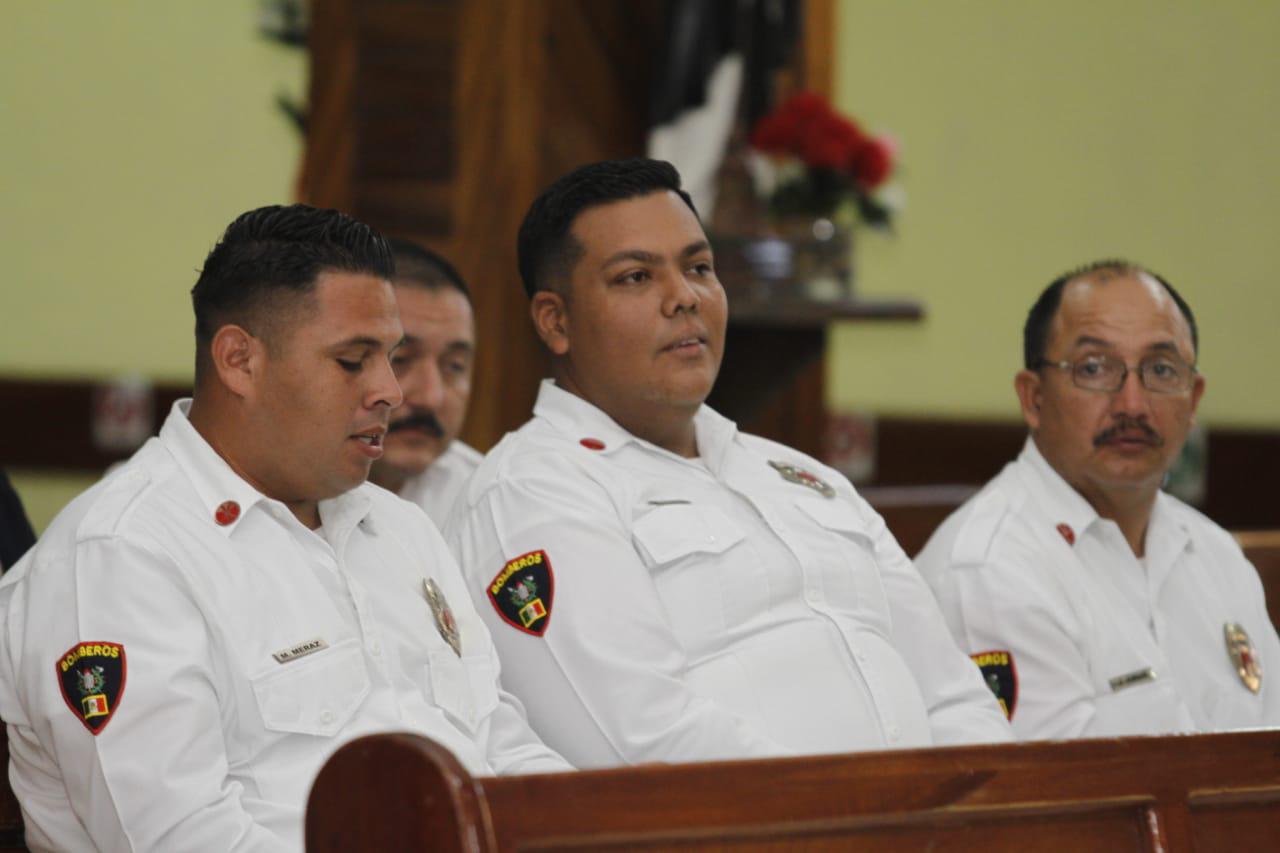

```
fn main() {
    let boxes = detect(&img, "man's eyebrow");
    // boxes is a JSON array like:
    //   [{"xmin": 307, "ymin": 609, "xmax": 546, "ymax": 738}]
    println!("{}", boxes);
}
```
[
  {"xmin": 1071, "ymin": 335, "xmax": 1114, "ymax": 349},
  {"xmin": 330, "ymin": 335, "xmax": 398, "ymax": 352},
  {"xmin": 680, "ymin": 240, "xmax": 712, "ymax": 259},
  {"xmin": 444, "ymin": 340, "xmax": 475, "ymax": 354},
  {"xmin": 601, "ymin": 249, "xmax": 661, "ymax": 268}
]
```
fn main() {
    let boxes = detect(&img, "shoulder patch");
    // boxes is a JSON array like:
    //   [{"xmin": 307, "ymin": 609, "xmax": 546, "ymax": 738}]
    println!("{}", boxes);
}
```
[
  {"xmin": 970, "ymin": 649, "xmax": 1017, "ymax": 719},
  {"xmin": 488, "ymin": 550, "xmax": 554, "ymax": 637},
  {"xmin": 57, "ymin": 641, "xmax": 127, "ymax": 734}
]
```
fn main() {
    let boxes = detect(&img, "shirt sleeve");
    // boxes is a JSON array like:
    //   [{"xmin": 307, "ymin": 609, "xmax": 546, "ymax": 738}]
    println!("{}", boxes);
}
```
[
  {"xmin": 30, "ymin": 536, "xmax": 290, "ymax": 852},
  {"xmin": 448, "ymin": 472, "xmax": 790, "ymax": 768},
  {"xmin": 931, "ymin": 550, "xmax": 1131, "ymax": 740},
  {"xmin": 860, "ymin": 503, "xmax": 1014, "ymax": 744}
]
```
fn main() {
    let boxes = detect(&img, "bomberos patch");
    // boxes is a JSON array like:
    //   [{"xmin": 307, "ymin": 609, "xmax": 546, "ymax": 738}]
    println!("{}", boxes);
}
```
[
  {"xmin": 488, "ymin": 550, "xmax": 554, "ymax": 637},
  {"xmin": 57, "ymin": 641, "xmax": 126, "ymax": 735}
]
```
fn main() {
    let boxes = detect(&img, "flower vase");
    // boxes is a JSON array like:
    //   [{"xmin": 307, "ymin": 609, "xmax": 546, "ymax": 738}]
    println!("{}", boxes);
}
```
[{"xmin": 772, "ymin": 215, "xmax": 854, "ymax": 301}]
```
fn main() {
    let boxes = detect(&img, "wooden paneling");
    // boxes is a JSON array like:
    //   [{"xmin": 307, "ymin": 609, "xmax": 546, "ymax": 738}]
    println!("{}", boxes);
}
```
[{"xmin": 307, "ymin": 729, "xmax": 1280, "ymax": 852}]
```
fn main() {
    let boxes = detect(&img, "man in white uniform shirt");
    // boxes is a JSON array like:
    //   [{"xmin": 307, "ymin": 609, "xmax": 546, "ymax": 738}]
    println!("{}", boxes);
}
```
[
  {"xmin": 368, "ymin": 238, "xmax": 482, "ymax": 527},
  {"xmin": 447, "ymin": 158, "xmax": 1011, "ymax": 769},
  {"xmin": 916, "ymin": 260, "xmax": 1280, "ymax": 739},
  {"xmin": 0, "ymin": 205, "xmax": 566, "ymax": 852}
]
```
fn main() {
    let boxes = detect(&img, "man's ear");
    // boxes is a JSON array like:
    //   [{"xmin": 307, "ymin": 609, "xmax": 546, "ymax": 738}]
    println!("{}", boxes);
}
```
[
  {"xmin": 530, "ymin": 290, "xmax": 570, "ymax": 356},
  {"xmin": 208, "ymin": 324, "xmax": 264, "ymax": 398},
  {"xmin": 1014, "ymin": 369, "xmax": 1043, "ymax": 431}
]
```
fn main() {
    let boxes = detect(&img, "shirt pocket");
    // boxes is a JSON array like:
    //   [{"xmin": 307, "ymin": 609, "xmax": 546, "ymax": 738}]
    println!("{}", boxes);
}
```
[
  {"xmin": 250, "ymin": 638, "xmax": 370, "ymax": 737},
  {"xmin": 425, "ymin": 648, "xmax": 500, "ymax": 735},
  {"xmin": 793, "ymin": 497, "xmax": 889, "ymax": 620},
  {"xmin": 632, "ymin": 504, "xmax": 760, "ymax": 643}
]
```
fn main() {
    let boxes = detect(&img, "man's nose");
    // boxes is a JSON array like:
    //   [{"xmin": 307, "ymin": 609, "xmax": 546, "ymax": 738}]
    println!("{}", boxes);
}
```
[
  {"xmin": 663, "ymin": 270, "xmax": 701, "ymax": 316},
  {"xmin": 371, "ymin": 356, "xmax": 405, "ymax": 410},
  {"xmin": 1110, "ymin": 366, "xmax": 1153, "ymax": 416},
  {"xmin": 402, "ymin": 360, "xmax": 446, "ymax": 410}
]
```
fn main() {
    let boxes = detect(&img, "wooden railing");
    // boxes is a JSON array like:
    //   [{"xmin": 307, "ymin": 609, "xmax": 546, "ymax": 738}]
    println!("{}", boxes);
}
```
[{"xmin": 306, "ymin": 729, "xmax": 1280, "ymax": 852}]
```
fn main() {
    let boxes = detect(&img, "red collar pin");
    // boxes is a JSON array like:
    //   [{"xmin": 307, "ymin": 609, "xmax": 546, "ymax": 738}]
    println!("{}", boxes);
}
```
[
  {"xmin": 1056, "ymin": 523, "xmax": 1075, "ymax": 546},
  {"xmin": 579, "ymin": 438, "xmax": 606, "ymax": 451},
  {"xmin": 215, "ymin": 500, "xmax": 241, "ymax": 526}
]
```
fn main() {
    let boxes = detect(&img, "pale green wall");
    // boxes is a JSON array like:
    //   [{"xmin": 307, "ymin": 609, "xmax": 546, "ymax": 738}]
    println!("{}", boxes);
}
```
[
  {"xmin": 3, "ymin": 2, "xmax": 304, "ymax": 531},
  {"xmin": 832, "ymin": 0, "xmax": 1280, "ymax": 427}
]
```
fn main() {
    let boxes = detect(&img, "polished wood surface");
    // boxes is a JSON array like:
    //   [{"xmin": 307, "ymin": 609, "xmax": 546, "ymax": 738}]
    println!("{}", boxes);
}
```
[{"xmin": 307, "ymin": 729, "xmax": 1280, "ymax": 852}]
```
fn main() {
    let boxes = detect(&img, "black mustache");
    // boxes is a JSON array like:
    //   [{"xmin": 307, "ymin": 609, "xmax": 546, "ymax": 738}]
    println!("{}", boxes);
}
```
[
  {"xmin": 1093, "ymin": 416, "xmax": 1162, "ymax": 448},
  {"xmin": 388, "ymin": 411, "xmax": 445, "ymax": 439}
]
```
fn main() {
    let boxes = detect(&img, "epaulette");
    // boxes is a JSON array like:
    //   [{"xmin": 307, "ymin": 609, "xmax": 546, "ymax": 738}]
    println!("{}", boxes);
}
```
[{"xmin": 950, "ymin": 487, "xmax": 1012, "ymax": 567}]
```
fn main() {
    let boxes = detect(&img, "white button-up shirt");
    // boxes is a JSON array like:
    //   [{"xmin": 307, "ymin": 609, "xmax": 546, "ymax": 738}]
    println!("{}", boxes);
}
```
[
  {"xmin": 397, "ymin": 440, "xmax": 482, "ymax": 528},
  {"xmin": 0, "ymin": 401, "xmax": 566, "ymax": 853},
  {"xmin": 916, "ymin": 439, "xmax": 1280, "ymax": 740},
  {"xmin": 446, "ymin": 381, "xmax": 1011, "ymax": 768}
]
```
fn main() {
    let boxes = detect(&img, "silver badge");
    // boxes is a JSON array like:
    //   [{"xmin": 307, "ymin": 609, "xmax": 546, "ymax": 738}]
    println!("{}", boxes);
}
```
[
  {"xmin": 1225, "ymin": 622, "xmax": 1261, "ymax": 694},
  {"xmin": 423, "ymin": 579, "xmax": 462, "ymax": 657},
  {"xmin": 768, "ymin": 460, "xmax": 835, "ymax": 498}
]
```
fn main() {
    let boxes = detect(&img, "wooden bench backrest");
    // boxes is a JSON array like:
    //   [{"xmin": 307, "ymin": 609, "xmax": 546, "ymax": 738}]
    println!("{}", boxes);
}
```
[{"xmin": 306, "ymin": 730, "xmax": 1280, "ymax": 852}]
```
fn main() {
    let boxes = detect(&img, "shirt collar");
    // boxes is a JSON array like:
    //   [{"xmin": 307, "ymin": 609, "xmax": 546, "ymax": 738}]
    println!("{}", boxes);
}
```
[
  {"xmin": 1017, "ymin": 437, "xmax": 1101, "ymax": 545},
  {"xmin": 160, "ymin": 399, "xmax": 373, "ymax": 538},
  {"xmin": 532, "ymin": 379, "xmax": 739, "ymax": 469}
]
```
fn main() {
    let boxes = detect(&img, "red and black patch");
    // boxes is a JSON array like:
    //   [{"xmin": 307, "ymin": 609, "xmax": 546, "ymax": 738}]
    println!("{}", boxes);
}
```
[
  {"xmin": 488, "ymin": 550, "xmax": 554, "ymax": 637},
  {"xmin": 970, "ymin": 649, "xmax": 1017, "ymax": 720},
  {"xmin": 56, "ymin": 641, "xmax": 126, "ymax": 735}
]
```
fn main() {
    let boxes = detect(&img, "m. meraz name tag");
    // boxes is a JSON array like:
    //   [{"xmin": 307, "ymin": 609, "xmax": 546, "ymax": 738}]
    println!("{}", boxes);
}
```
[{"xmin": 272, "ymin": 638, "xmax": 329, "ymax": 665}]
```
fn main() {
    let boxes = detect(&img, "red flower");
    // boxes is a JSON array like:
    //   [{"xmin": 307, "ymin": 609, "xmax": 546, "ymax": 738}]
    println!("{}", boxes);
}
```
[{"xmin": 852, "ymin": 136, "xmax": 894, "ymax": 189}]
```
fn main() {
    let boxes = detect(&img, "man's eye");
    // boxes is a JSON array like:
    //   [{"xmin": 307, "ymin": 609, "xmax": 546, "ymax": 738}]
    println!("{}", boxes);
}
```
[
  {"xmin": 1077, "ymin": 359, "xmax": 1107, "ymax": 377},
  {"xmin": 690, "ymin": 262, "xmax": 715, "ymax": 277},
  {"xmin": 1147, "ymin": 359, "xmax": 1177, "ymax": 378},
  {"xmin": 618, "ymin": 270, "xmax": 649, "ymax": 284},
  {"xmin": 443, "ymin": 359, "xmax": 468, "ymax": 376},
  {"xmin": 336, "ymin": 359, "xmax": 362, "ymax": 373}
]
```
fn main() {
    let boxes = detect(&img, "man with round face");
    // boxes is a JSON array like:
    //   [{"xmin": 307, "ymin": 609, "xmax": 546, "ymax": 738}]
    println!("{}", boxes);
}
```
[
  {"xmin": 446, "ymin": 158, "xmax": 1011, "ymax": 769},
  {"xmin": 0, "ymin": 205, "xmax": 566, "ymax": 851},
  {"xmin": 369, "ymin": 238, "xmax": 482, "ymax": 527},
  {"xmin": 917, "ymin": 260, "xmax": 1280, "ymax": 739}
]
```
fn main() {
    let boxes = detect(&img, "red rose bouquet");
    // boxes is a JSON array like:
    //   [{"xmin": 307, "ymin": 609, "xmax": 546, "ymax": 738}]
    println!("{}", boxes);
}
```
[{"xmin": 750, "ymin": 92, "xmax": 896, "ymax": 228}]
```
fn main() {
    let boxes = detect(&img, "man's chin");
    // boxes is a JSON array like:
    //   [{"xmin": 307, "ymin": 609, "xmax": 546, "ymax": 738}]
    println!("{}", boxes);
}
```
[{"xmin": 372, "ymin": 444, "xmax": 444, "ymax": 484}]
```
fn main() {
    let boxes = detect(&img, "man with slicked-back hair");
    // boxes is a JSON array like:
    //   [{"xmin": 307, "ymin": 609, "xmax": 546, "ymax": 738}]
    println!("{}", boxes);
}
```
[{"xmin": 0, "ymin": 204, "xmax": 566, "ymax": 852}]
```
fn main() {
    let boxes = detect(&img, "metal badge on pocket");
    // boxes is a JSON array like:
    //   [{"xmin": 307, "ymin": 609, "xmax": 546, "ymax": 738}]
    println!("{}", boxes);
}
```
[
  {"xmin": 424, "ymin": 579, "xmax": 462, "ymax": 657},
  {"xmin": 1225, "ymin": 622, "xmax": 1262, "ymax": 694}
]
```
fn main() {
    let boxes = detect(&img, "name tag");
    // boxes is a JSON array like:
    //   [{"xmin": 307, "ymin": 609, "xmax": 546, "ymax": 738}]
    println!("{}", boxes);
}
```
[
  {"xmin": 272, "ymin": 638, "xmax": 328, "ymax": 664},
  {"xmin": 1109, "ymin": 667, "xmax": 1157, "ymax": 691}
]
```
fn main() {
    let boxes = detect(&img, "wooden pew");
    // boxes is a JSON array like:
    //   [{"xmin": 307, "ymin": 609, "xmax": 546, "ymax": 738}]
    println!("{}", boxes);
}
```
[
  {"xmin": 306, "ymin": 730, "xmax": 1280, "ymax": 852},
  {"xmin": 1238, "ymin": 530, "xmax": 1280, "ymax": 634}
]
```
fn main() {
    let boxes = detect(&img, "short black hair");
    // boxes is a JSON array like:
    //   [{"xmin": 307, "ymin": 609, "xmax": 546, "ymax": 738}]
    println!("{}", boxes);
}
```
[
  {"xmin": 191, "ymin": 204, "xmax": 394, "ymax": 374},
  {"xmin": 516, "ymin": 158, "xmax": 699, "ymax": 298},
  {"xmin": 387, "ymin": 237, "xmax": 470, "ymax": 302},
  {"xmin": 1023, "ymin": 259, "xmax": 1199, "ymax": 369}
]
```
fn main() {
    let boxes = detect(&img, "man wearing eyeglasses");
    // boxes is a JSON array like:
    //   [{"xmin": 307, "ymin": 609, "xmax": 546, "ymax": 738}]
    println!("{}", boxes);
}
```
[{"xmin": 916, "ymin": 259, "xmax": 1280, "ymax": 739}]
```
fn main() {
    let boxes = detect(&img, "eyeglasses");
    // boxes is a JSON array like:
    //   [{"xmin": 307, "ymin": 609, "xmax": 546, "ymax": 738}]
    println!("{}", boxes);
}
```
[{"xmin": 1036, "ymin": 353, "xmax": 1197, "ymax": 394}]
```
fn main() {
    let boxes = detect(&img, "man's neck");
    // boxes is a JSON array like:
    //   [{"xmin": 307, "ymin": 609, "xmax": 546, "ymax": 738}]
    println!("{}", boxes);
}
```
[
  {"xmin": 368, "ymin": 465, "xmax": 407, "ymax": 495},
  {"xmin": 188, "ymin": 396, "xmax": 323, "ymax": 530},
  {"xmin": 1076, "ymin": 480, "xmax": 1158, "ymax": 558},
  {"xmin": 553, "ymin": 377, "xmax": 699, "ymax": 458}
]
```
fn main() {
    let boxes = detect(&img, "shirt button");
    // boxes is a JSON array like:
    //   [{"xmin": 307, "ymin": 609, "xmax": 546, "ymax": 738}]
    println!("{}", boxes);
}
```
[
  {"xmin": 887, "ymin": 724, "xmax": 901, "ymax": 741},
  {"xmin": 319, "ymin": 708, "xmax": 334, "ymax": 725},
  {"xmin": 369, "ymin": 640, "xmax": 381, "ymax": 656},
  {"xmin": 805, "ymin": 590, "xmax": 820, "ymax": 604},
  {"xmin": 708, "ymin": 534, "xmax": 717, "ymax": 544}
]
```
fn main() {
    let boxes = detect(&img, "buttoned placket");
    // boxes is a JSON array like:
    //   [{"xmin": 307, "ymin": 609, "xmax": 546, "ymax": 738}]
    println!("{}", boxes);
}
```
[
  {"xmin": 273, "ymin": 503, "xmax": 398, "ymax": 730},
  {"xmin": 718, "ymin": 459, "xmax": 902, "ymax": 746}
]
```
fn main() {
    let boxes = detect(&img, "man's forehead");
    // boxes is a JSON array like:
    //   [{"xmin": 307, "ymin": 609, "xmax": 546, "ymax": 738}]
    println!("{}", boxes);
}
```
[
  {"xmin": 1053, "ymin": 271, "xmax": 1192, "ymax": 351},
  {"xmin": 571, "ymin": 191, "xmax": 705, "ymax": 256}
]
